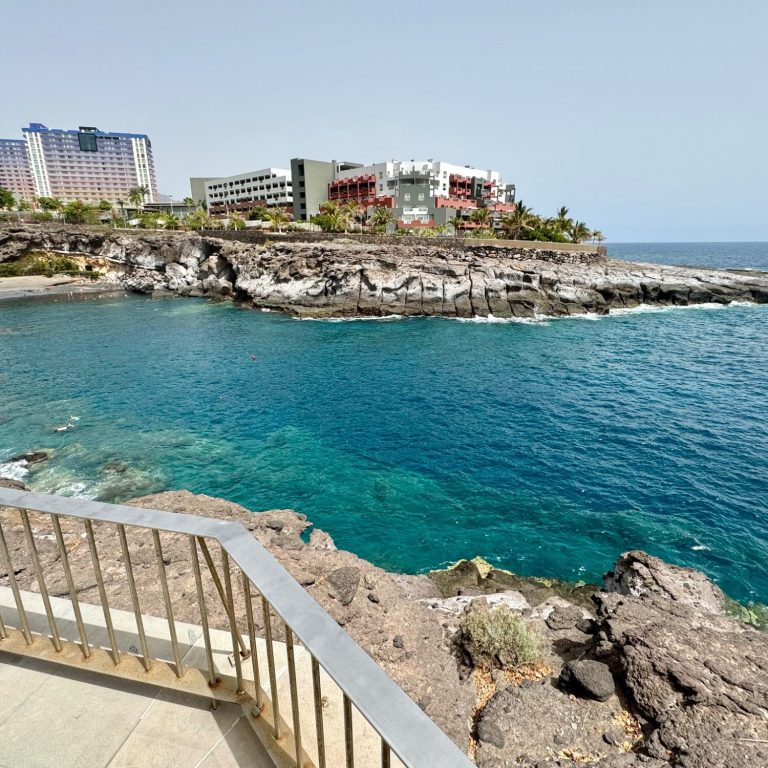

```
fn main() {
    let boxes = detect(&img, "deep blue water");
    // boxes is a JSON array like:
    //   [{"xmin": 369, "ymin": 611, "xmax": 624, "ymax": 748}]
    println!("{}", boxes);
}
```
[
  {"xmin": 609, "ymin": 241, "xmax": 768, "ymax": 270},
  {"xmin": 1, "ymin": 243, "xmax": 767, "ymax": 605}
]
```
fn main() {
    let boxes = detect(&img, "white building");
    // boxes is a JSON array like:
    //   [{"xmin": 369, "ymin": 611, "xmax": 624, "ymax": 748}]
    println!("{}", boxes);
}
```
[
  {"xmin": 205, "ymin": 169, "xmax": 292, "ymax": 216},
  {"xmin": 328, "ymin": 159, "xmax": 516, "ymax": 227}
]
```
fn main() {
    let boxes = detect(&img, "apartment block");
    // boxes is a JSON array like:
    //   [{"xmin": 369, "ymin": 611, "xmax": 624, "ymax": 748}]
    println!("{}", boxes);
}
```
[
  {"xmin": 204, "ymin": 169, "xmax": 292, "ymax": 216},
  {"xmin": 0, "ymin": 139, "xmax": 36, "ymax": 202},
  {"xmin": 291, "ymin": 158, "xmax": 515, "ymax": 227},
  {"xmin": 330, "ymin": 160, "xmax": 516, "ymax": 227},
  {"xmin": 0, "ymin": 123, "xmax": 159, "ymax": 205}
]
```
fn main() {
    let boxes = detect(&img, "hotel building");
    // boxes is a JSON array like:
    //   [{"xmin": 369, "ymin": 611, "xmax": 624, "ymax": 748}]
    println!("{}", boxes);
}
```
[
  {"xmin": 0, "ymin": 123, "xmax": 158, "ymax": 205},
  {"xmin": 292, "ymin": 158, "xmax": 515, "ymax": 227},
  {"xmin": 204, "ymin": 169, "xmax": 293, "ymax": 216}
]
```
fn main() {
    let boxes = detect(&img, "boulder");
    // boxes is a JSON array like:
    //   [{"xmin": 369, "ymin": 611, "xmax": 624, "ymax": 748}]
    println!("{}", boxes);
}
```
[
  {"xmin": 546, "ymin": 605, "xmax": 585, "ymax": 631},
  {"xmin": 559, "ymin": 660, "xmax": 616, "ymax": 702},
  {"xmin": 326, "ymin": 566, "xmax": 361, "ymax": 606}
]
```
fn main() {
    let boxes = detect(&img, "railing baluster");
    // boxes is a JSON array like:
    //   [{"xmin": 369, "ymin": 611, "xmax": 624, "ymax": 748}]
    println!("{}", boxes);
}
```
[
  {"xmin": 51, "ymin": 514, "xmax": 90, "ymax": 658},
  {"xmin": 343, "ymin": 694, "xmax": 355, "ymax": 768},
  {"xmin": 261, "ymin": 596, "xmax": 281, "ymax": 740},
  {"xmin": 197, "ymin": 537, "xmax": 248, "ymax": 657},
  {"xmin": 0, "ymin": 518, "xmax": 32, "ymax": 644},
  {"xmin": 242, "ymin": 575, "xmax": 263, "ymax": 709},
  {"xmin": 84, "ymin": 519, "xmax": 120, "ymax": 665},
  {"xmin": 285, "ymin": 626, "xmax": 303, "ymax": 766},
  {"xmin": 381, "ymin": 741, "xmax": 391, "ymax": 768},
  {"xmin": 220, "ymin": 547, "xmax": 244, "ymax": 694},
  {"xmin": 152, "ymin": 529, "xmax": 184, "ymax": 678},
  {"xmin": 190, "ymin": 535, "xmax": 217, "ymax": 704},
  {"xmin": 117, "ymin": 524, "xmax": 150, "ymax": 671},
  {"xmin": 312, "ymin": 656, "xmax": 327, "ymax": 768},
  {"xmin": 20, "ymin": 510, "xmax": 61, "ymax": 651}
]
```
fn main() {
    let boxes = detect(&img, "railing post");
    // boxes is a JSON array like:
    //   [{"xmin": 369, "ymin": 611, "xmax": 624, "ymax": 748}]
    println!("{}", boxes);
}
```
[
  {"xmin": 152, "ymin": 529, "xmax": 184, "ymax": 678},
  {"xmin": 189, "ymin": 535, "xmax": 218, "ymax": 704},
  {"xmin": 0, "ymin": 518, "xmax": 32, "ymax": 644},
  {"xmin": 311, "ymin": 657, "xmax": 327, "ymax": 768},
  {"xmin": 261, "ymin": 596, "xmax": 281, "ymax": 741},
  {"xmin": 84, "ymin": 519, "xmax": 120, "ymax": 665},
  {"xmin": 285, "ymin": 626, "xmax": 303, "ymax": 766},
  {"xmin": 219, "ymin": 547, "xmax": 244, "ymax": 695},
  {"xmin": 51, "ymin": 514, "xmax": 90, "ymax": 658},
  {"xmin": 117, "ymin": 524, "xmax": 151, "ymax": 671},
  {"xmin": 242, "ymin": 575, "xmax": 263, "ymax": 710},
  {"xmin": 197, "ymin": 537, "xmax": 248, "ymax": 658}
]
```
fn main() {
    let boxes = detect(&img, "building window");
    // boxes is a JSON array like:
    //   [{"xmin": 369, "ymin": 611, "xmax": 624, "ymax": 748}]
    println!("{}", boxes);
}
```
[
  {"xmin": 404, "ymin": 193, "xmax": 411, "ymax": 201},
  {"xmin": 418, "ymin": 192, "xmax": 425, "ymax": 201}
]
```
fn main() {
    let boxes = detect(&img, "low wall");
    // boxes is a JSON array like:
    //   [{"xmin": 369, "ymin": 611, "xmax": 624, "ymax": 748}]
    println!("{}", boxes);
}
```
[{"xmin": 202, "ymin": 228, "xmax": 606, "ymax": 257}]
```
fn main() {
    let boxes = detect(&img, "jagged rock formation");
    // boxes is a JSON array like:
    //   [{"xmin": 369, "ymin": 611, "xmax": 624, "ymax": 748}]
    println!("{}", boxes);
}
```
[{"xmin": 2, "ymin": 224, "xmax": 767, "ymax": 318}]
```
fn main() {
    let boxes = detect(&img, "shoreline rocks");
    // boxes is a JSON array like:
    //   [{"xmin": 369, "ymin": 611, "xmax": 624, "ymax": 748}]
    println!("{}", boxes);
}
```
[{"xmin": 2, "ymin": 224, "xmax": 767, "ymax": 318}]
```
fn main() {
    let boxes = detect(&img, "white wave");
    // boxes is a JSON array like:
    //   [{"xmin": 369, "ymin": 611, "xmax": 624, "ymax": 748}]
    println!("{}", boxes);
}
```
[
  {"xmin": 609, "ymin": 302, "xmax": 747, "ymax": 316},
  {"xmin": 0, "ymin": 460, "xmax": 29, "ymax": 481},
  {"xmin": 691, "ymin": 544, "xmax": 711, "ymax": 552},
  {"xmin": 453, "ymin": 314, "xmax": 547, "ymax": 325}
]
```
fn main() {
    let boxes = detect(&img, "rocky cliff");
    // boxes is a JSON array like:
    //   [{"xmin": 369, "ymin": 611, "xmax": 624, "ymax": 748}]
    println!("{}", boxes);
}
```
[
  {"xmin": 1, "ymin": 483, "xmax": 765, "ymax": 767},
  {"xmin": 2, "ymin": 225, "xmax": 767, "ymax": 318}
]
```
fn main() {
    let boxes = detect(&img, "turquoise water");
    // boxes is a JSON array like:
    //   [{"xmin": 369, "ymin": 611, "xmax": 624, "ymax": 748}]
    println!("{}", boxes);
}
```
[{"xmin": 1, "ymin": 245, "xmax": 767, "ymax": 605}]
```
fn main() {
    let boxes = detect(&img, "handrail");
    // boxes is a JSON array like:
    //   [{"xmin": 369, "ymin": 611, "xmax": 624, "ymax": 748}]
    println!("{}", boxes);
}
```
[{"xmin": 0, "ymin": 487, "xmax": 473, "ymax": 768}]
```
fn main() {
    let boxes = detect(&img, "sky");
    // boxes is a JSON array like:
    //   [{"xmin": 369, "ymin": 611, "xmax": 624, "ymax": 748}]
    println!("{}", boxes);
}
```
[{"xmin": 2, "ymin": 0, "xmax": 767, "ymax": 241}]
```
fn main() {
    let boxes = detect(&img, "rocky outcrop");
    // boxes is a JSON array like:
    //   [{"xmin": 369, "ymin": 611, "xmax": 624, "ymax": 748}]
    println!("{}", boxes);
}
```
[
  {"xmin": 594, "ymin": 590, "xmax": 768, "ymax": 767},
  {"xmin": 2, "ymin": 224, "xmax": 767, "ymax": 318}
]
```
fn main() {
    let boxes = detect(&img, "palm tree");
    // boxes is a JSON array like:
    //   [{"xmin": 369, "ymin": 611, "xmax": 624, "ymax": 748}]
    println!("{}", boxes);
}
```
[
  {"xmin": 469, "ymin": 207, "xmax": 492, "ymax": 227},
  {"xmin": 264, "ymin": 207, "xmax": 289, "ymax": 233},
  {"xmin": 128, "ymin": 186, "xmax": 149, "ymax": 214},
  {"xmin": 163, "ymin": 214, "xmax": 181, "ymax": 230},
  {"xmin": 501, "ymin": 201, "xmax": 535, "ymax": 240},
  {"xmin": 319, "ymin": 200, "xmax": 351, "ymax": 233},
  {"xmin": 182, "ymin": 197, "xmax": 194, "ymax": 207},
  {"xmin": 568, "ymin": 220, "xmax": 591, "ymax": 243},
  {"xmin": 228, "ymin": 211, "xmax": 246, "ymax": 230},
  {"xmin": 555, "ymin": 206, "xmax": 571, "ymax": 231},
  {"xmin": 448, "ymin": 215, "xmax": 464, "ymax": 237},
  {"xmin": 185, "ymin": 208, "xmax": 212, "ymax": 231},
  {"xmin": 591, "ymin": 230, "xmax": 605, "ymax": 245},
  {"xmin": 370, "ymin": 206, "xmax": 395, "ymax": 231}
]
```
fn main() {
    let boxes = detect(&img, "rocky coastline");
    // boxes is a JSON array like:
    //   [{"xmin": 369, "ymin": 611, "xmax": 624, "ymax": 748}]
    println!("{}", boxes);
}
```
[
  {"xmin": 1, "ymin": 224, "xmax": 767, "ymax": 318},
  {"xmin": 0, "ymin": 480, "xmax": 765, "ymax": 768}
]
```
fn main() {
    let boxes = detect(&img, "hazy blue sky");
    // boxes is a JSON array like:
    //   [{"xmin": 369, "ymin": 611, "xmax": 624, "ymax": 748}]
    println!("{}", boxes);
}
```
[{"xmin": 3, "ymin": 1, "xmax": 767, "ymax": 240}]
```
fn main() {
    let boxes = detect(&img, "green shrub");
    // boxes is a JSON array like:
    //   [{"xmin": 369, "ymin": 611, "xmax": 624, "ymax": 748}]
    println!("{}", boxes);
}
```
[
  {"xmin": 0, "ymin": 252, "xmax": 80, "ymax": 277},
  {"xmin": 460, "ymin": 607, "xmax": 542, "ymax": 669}
]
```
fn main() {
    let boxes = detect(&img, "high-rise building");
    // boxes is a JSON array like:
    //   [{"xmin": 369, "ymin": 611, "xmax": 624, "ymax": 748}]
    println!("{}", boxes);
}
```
[
  {"xmin": 0, "ymin": 139, "xmax": 36, "ymax": 202},
  {"xmin": 1, "ymin": 123, "xmax": 159, "ymax": 205}
]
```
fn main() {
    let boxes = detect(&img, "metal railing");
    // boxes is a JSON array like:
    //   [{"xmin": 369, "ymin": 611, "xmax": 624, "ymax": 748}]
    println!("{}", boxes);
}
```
[{"xmin": 0, "ymin": 487, "xmax": 473, "ymax": 768}]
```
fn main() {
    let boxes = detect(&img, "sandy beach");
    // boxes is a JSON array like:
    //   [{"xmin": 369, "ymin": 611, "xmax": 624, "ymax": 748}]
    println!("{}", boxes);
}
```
[{"xmin": 0, "ymin": 275, "xmax": 117, "ymax": 301}]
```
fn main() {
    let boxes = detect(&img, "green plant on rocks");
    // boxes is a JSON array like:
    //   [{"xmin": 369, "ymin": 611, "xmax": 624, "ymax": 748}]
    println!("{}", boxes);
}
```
[{"xmin": 460, "ymin": 606, "xmax": 542, "ymax": 669}]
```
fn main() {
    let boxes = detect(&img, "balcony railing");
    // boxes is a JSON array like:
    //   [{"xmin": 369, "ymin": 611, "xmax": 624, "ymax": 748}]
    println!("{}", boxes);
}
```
[{"xmin": 0, "ymin": 487, "xmax": 474, "ymax": 768}]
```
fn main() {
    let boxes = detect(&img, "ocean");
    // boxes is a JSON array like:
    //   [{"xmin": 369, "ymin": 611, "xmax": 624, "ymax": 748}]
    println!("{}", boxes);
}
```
[{"xmin": 1, "ymin": 243, "xmax": 766, "ymax": 605}]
